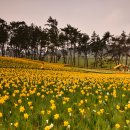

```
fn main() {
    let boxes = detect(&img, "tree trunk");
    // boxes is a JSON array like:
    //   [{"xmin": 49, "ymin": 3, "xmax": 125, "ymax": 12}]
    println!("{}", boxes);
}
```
[
  {"xmin": 86, "ymin": 54, "xmax": 88, "ymax": 68},
  {"xmin": 56, "ymin": 54, "xmax": 58, "ymax": 63},
  {"xmin": 69, "ymin": 50, "xmax": 72, "ymax": 65},
  {"xmin": 1, "ymin": 43, "xmax": 5, "ymax": 56},
  {"xmin": 63, "ymin": 55, "xmax": 66, "ymax": 64},
  {"xmin": 36, "ymin": 51, "xmax": 38, "ymax": 60},
  {"xmin": 50, "ymin": 54, "xmax": 53, "ymax": 63},
  {"xmin": 118, "ymin": 53, "xmax": 121, "ymax": 65},
  {"xmin": 99, "ymin": 51, "xmax": 103, "ymax": 68},
  {"xmin": 39, "ymin": 51, "xmax": 42, "ymax": 61},
  {"xmin": 84, "ymin": 53, "xmax": 88, "ymax": 68},
  {"xmin": 66, "ymin": 42, "xmax": 70, "ymax": 64},
  {"xmin": 125, "ymin": 53, "xmax": 128, "ymax": 65},
  {"xmin": 94, "ymin": 53, "xmax": 98, "ymax": 68},
  {"xmin": 78, "ymin": 52, "xmax": 80, "ymax": 66},
  {"xmin": 73, "ymin": 44, "xmax": 76, "ymax": 66},
  {"xmin": 53, "ymin": 52, "xmax": 56, "ymax": 63},
  {"xmin": 67, "ymin": 49, "xmax": 71, "ymax": 65}
]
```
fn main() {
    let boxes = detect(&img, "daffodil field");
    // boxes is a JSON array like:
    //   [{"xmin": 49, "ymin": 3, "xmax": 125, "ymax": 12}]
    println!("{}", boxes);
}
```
[{"xmin": 0, "ymin": 57, "xmax": 130, "ymax": 130}]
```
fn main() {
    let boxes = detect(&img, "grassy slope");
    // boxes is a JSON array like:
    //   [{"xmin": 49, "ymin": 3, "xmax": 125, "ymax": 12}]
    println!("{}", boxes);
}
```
[{"xmin": 1, "ymin": 56, "xmax": 129, "ymax": 74}]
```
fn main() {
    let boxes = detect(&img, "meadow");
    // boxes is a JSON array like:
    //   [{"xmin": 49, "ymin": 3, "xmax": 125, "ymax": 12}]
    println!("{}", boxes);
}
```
[{"xmin": 0, "ymin": 57, "xmax": 130, "ymax": 130}]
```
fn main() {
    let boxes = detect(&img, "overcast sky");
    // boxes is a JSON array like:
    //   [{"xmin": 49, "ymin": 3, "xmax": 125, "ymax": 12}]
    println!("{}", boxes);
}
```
[{"xmin": 0, "ymin": 0, "xmax": 130, "ymax": 36}]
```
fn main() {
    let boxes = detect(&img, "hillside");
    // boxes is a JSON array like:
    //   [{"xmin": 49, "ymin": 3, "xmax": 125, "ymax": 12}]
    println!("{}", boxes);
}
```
[{"xmin": 0, "ymin": 57, "xmax": 130, "ymax": 129}]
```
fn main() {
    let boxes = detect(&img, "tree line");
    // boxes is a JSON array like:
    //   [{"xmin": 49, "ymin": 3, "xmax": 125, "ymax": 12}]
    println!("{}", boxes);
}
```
[{"xmin": 0, "ymin": 17, "xmax": 130, "ymax": 68}]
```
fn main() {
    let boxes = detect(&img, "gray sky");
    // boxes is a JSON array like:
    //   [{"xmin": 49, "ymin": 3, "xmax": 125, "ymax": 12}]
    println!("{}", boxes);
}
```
[{"xmin": 0, "ymin": 0, "xmax": 130, "ymax": 36}]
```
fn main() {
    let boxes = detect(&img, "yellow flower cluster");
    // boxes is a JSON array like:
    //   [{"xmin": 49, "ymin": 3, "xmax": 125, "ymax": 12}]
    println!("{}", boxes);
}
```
[{"xmin": 0, "ymin": 57, "xmax": 130, "ymax": 129}]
